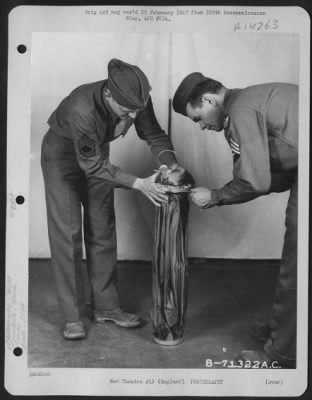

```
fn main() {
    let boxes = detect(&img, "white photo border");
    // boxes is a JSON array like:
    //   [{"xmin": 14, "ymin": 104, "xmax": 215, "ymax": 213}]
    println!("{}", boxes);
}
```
[{"xmin": 5, "ymin": 4, "xmax": 310, "ymax": 397}]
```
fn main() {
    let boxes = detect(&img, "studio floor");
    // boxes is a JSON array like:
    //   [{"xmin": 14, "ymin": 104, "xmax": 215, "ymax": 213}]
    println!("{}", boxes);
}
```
[{"xmin": 28, "ymin": 259, "xmax": 279, "ymax": 369}]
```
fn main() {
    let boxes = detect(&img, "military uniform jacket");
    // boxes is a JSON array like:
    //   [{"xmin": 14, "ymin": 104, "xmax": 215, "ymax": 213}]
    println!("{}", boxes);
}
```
[
  {"xmin": 211, "ymin": 83, "xmax": 298, "ymax": 206},
  {"xmin": 47, "ymin": 80, "xmax": 176, "ymax": 187}
]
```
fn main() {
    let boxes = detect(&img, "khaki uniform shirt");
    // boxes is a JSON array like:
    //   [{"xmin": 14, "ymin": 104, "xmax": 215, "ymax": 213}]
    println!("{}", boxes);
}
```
[
  {"xmin": 211, "ymin": 83, "xmax": 298, "ymax": 205},
  {"xmin": 47, "ymin": 80, "xmax": 176, "ymax": 187}
]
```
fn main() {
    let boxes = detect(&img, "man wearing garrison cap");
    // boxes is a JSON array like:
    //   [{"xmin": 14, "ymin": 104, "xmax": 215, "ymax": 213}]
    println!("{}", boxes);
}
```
[
  {"xmin": 173, "ymin": 73, "xmax": 298, "ymax": 368},
  {"xmin": 41, "ymin": 59, "xmax": 186, "ymax": 339}
]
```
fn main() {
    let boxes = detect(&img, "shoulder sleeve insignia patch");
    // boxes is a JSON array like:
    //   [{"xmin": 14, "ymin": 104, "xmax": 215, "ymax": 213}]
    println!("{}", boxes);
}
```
[{"xmin": 78, "ymin": 134, "xmax": 96, "ymax": 158}]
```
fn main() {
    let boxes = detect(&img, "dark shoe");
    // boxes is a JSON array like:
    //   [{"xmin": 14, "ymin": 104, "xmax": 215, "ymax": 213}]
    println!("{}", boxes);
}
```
[
  {"xmin": 94, "ymin": 308, "xmax": 141, "ymax": 328},
  {"xmin": 63, "ymin": 321, "xmax": 86, "ymax": 340},
  {"xmin": 250, "ymin": 321, "xmax": 271, "ymax": 343}
]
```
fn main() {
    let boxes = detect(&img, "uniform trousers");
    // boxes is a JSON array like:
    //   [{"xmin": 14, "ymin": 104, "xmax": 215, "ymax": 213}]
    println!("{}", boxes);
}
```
[
  {"xmin": 264, "ymin": 173, "xmax": 298, "ymax": 367},
  {"xmin": 41, "ymin": 129, "xmax": 120, "ymax": 322}
]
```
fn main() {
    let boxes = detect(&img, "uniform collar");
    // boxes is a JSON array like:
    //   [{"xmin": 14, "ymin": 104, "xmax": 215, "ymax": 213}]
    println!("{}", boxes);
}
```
[
  {"xmin": 223, "ymin": 88, "xmax": 241, "ymax": 113},
  {"xmin": 101, "ymin": 83, "xmax": 120, "ymax": 126},
  {"xmin": 223, "ymin": 115, "xmax": 230, "ymax": 129},
  {"xmin": 223, "ymin": 88, "xmax": 242, "ymax": 131}
]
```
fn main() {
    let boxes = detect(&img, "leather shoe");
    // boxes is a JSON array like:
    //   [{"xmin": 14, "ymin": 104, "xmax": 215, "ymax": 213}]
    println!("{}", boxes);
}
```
[
  {"xmin": 94, "ymin": 308, "xmax": 141, "ymax": 328},
  {"xmin": 63, "ymin": 321, "xmax": 86, "ymax": 340},
  {"xmin": 250, "ymin": 321, "xmax": 271, "ymax": 343}
]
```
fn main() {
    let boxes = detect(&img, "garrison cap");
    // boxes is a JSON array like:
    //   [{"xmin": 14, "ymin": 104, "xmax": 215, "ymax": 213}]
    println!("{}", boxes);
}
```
[
  {"xmin": 108, "ymin": 59, "xmax": 151, "ymax": 110},
  {"xmin": 173, "ymin": 72, "xmax": 207, "ymax": 115}
]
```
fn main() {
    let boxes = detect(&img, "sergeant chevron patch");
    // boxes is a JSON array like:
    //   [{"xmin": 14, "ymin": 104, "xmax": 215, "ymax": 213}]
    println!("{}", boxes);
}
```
[
  {"xmin": 229, "ymin": 136, "xmax": 240, "ymax": 162},
  {"xmin": 78, "ymin": 134, "xmax": 96, "ymax": 158}
]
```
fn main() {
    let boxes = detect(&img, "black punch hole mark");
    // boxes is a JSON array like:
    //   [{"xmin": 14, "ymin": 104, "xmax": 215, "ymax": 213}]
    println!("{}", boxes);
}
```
[
  {"xmin": 13, "ymin": 347, "xmax": 23, "ymax": 357},
  {"xmin": 17, "ymin": 44, "xmax": 27, "ymax": 54},
  {"xmin": 16, "ymin": 195, "xmax": 25, "ymax": 205}
]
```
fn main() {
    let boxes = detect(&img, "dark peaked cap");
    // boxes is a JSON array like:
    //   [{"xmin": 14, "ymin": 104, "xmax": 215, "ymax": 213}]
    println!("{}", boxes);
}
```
[
  {"xmin": 173, "ymin": 72, "xmax": 208, "ymax": 115},
  {"xmin": 108, "ymin": 59, "xmax": 151, "ymax": 109}
]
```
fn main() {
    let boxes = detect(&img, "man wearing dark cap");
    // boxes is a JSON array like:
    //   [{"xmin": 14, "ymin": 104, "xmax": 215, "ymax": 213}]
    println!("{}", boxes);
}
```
[
  {"xmin": 173, "ymin": 73, "xmax": 298, "ymax": 368},
  {"xmin": 41, "ymin": 59, "xmax": 185, "ymax": 339}
]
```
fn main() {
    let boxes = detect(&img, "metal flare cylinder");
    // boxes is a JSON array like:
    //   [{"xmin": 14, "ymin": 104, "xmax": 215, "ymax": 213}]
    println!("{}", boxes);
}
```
[{"xmin": 152, "ymin": 165, "xmax": 193, "ymax": 345}]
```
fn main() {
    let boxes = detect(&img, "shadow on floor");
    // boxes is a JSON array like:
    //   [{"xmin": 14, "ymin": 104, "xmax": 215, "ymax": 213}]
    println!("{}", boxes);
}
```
[{"xmin": 28, "ymin": 259, "xmax": 279, "ymax": 368}]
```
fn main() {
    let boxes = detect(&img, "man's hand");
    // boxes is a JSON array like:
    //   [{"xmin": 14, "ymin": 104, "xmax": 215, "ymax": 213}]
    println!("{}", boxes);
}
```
[
  {"xmin": 190, "ymin": 187, "xmax": 212, "ymax": 208},
  {"xmin": 132, "ymin": 173, "xmax": 168, "ymax": 207}
]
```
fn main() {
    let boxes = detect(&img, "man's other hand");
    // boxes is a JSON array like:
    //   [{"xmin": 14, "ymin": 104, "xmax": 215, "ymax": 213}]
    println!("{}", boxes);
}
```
[
  {"xmin": 191, "ymin": 187, "xmax": 212, "ymax": 208},
  {"xmin": 132, "ymin": 173, "xmax": 168, "ymax": 207}
]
